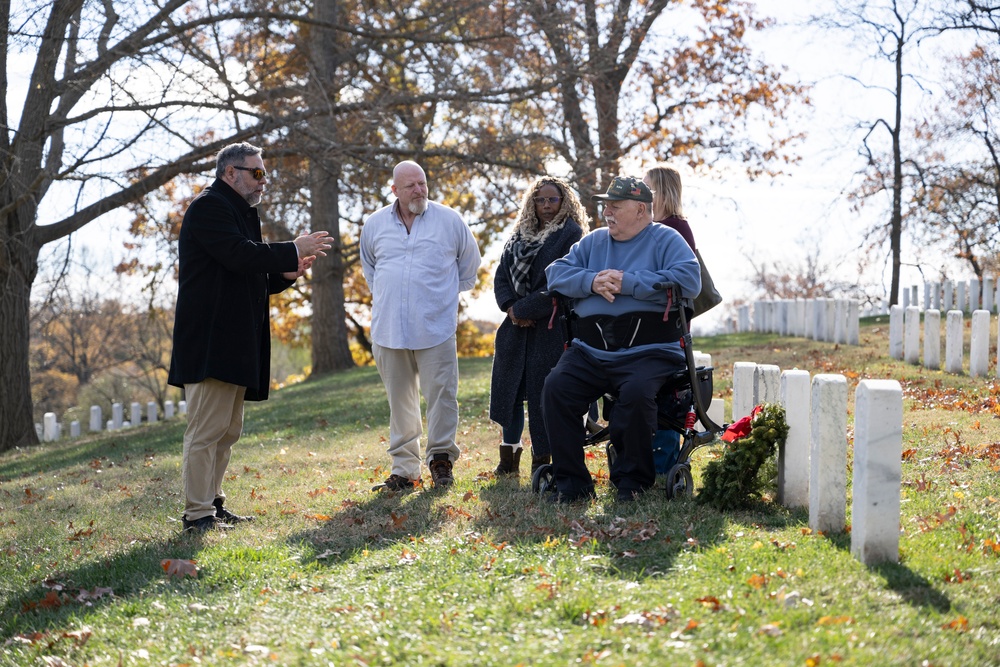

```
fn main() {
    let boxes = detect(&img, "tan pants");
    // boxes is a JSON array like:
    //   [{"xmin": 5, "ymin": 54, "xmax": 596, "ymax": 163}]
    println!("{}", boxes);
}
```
[
  {"xmin": 372, "ymin": 336, "xmax": 461, "ymax": 480},
  {"xmin": 181, "ymin": 378, "xmax": 245, "ymax": 521}
]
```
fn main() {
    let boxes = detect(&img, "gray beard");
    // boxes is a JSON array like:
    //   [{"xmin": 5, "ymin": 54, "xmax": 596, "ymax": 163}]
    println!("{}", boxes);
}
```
[{"xmin": 408, "ymin": 199, "xmax": 428, "ymax": 215}]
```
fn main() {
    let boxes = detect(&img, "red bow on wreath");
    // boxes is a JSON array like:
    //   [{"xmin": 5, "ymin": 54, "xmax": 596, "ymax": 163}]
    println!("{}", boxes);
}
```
[{"xmin": 721, "ymin": 404, "xmax": 763, "ymax": 443}]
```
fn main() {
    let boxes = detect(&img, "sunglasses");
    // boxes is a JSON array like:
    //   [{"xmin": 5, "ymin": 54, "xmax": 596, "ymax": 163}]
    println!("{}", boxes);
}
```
[
  {"xmin": 233, "ymin": 166, "xmax": 267, "ymax": 180},
  {"xmin": 533, "ymin": 196, "xmax": 561, "ymax": 205}
]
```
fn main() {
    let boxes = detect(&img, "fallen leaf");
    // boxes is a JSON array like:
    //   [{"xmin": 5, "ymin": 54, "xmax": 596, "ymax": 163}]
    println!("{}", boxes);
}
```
[{"xmin": 161, "ymin": 559, "xmax": 198, "ymax": 579}]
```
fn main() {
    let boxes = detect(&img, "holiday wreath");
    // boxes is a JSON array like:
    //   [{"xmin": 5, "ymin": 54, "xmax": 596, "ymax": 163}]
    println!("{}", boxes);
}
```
[{"xmin": 698, "ymin": 402, "xmax": 789, "ymax": 511}]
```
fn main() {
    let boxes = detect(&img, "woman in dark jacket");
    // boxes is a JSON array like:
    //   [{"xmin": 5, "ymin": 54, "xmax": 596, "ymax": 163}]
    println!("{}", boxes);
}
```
[{"xmin": 490, "ymin": 177, "xmax": 590, "ymax": 477}]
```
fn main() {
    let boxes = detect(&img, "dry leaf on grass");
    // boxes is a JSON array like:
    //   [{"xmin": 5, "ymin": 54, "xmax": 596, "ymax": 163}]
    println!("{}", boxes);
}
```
[{"xmin": 161, "ymin": 558, "xmax": 198, "ymax": 578}]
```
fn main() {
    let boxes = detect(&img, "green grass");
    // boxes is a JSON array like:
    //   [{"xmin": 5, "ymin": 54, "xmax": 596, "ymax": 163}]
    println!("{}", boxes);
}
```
[{"xmin": 2, "ymin": 322, "xmax": 999, "ymax": 666}]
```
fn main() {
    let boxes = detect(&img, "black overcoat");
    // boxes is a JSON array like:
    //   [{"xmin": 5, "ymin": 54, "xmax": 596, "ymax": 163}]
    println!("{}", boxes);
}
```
[
  {"xmin": 489, "ymin": 220, "xmax": 584, "ymax": 456},
  {"xmin": 167, "ymin": 179, "xmax": 298, "ymax": 401}
]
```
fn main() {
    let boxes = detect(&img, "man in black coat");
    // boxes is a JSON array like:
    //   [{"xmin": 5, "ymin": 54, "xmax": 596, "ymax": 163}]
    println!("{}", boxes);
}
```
[{"xmin": 168, "ymin": 142, "xmax": 331, "ymax": 532}]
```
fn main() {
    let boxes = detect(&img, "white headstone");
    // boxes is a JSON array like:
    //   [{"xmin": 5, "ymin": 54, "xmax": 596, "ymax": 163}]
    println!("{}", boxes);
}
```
[
  {"xmin": 70, "ymin": 421, "xmax": 80, "ymax": 438},
  {"xmin": 804, "ymin": 299, "xmax": 816, "ymax": 339},
  {"xmin": 824, "ymin": 299, "xmax": 837, "ymax": 342},
  {"xmin": 904, "ymin": 306, "xmax": 921, "ymax": 365},
  {"xmin": 106, "ymin": 419, "xmax": 114, "ymax": 431},
  {"xmin": 923, "ymin": 309, "xmax": 940, "ymax": 370},
  {"xmin": 923, "ymin": 283, "xmax": 931, "ymax": 311},
  {"xmin": 779, "ymin": 369, "xmax": 811, "ymax": 508},
  {"xmin": 732, "ymin": 362, "xmax": 757, "ymax": 422},
  {"xmin": 89, "ymin": 405, "xmax": 102, "ymax": 432},
  {"xmin": 753, "ymin": 364, "xmax": 781, "ymax": 406},
  {"xmin": 902, "ymin": 289, "xmax": 910, "ymax": 309},
  {"xmin": 945, "ymin": 310, "xmax": 964, "ymax": 374},
  {"xmin": 847, "ymin": 299, "xmax": 860, "ymax": 346},
  {"xmin": 693, "ymin": 351, "xmax": 712, "ymax": 369},
  {"xmin": 43, "ymin": 413, "xmax": 58, "ymax": 442},
  {"xmin": 35, "ymin": 423, "xmax": 42, "ymax": 440},
  {"xmin": 889, "ymin": 305, "xmax": 904, "ymax": 360},
  {"xmin": 165, "ymin": 401, "xmax": 175, "ymax": 419},
  {"xmin": 179, "ymin": 400, "xmax": 187, "ymax": 415},
  {"xmin": 130, "ymin": 402, "xmax": 142, "ymax": 427},
  {"xmin": 796, "ymin": 299, "xmax": 807, "ymax": 337},
  {"xmin": 957, "ymin": 281, "xmax": 967, "ymax": 313},
  {"xmin": 814, "ymin": 298, "xmax": 827, "ymax": 341},
  {"xmin": 911, "ymin": 285, "xmax": 919, "ymax": 309},
  {"xmin": 943, "ymin": 280, "xmax": 953, "ymax": 311},
  {"xmin": 984, "ymin": 277, "xmax": 994, "ymax": 314},
  {"xmin": 932, "ymin": 282, "xmax": 941, "ymax": 310},
  {"xmin": 809, "ymin": 374, "xmax": 848, "ymax": 534},
  {"xmin": 970, "ymin": 310, "xmax": 990, "ymax": 378},
  {"xmin": 112, "ymin": 403, "xmax": 123, "ymax": 430},
  {"xmin": 970, "ymin": 278, "xmax": 980, "ymax": 312},
  {"xmin": 851, "ymin": 379, "xmax": 903, "ymax": 565},
  {"xmin": 147, "ymin": 401, "xmax": 158, "ymax": 424},
  {"xmin": 834, "ymin": 300, "xmax": 846, "ymax": 345}
]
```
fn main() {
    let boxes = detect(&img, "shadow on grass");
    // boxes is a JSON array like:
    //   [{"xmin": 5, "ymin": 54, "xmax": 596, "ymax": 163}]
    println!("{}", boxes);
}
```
[
  {"xmin": 0, "ymin": 422, "xmax": 185, "ymax": 484},
  {"xmin": 872, "ymin": 561, "xmax": 952, "ymax": 612},
  {"xmin": 819, "ymin": 529, "xmax": 952, "ymax": 612},
  {"xmin": 0, "ymin": 532, "xmax": 209, "ymax": 640}
]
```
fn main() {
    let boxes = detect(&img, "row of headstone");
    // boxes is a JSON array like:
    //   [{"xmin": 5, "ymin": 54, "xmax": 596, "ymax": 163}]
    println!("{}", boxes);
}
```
[
  {"xmin": 888, "ymin": 306, "xmax": 998, "ymax": 377},
  {"xmin": 731, "ymin": 361, "xmax": 903, "ymax": 566},
  {"xmin": 900, "ymin": 276, "xmax": 997, "ymax": 315},
  {"xmin": 38, "ymin": 400, "xmax": 187, "ymax": 443},
  {"xmin": 738, "ymin": 299, "xmax": 860, "ymax": 345}
]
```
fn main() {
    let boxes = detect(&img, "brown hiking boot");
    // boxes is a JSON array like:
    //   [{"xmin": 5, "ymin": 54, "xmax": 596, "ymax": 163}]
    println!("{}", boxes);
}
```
[
  {"xmin": 373, "ymin": 474, "xmax": 421, "ymax": 493},
  {"xmin": 429, "ymin": 454, "xmax": 454, "ymax": 488},
  {"xmin": 493, "ymin": 445, "xmax": 522, "ymax": 477}
]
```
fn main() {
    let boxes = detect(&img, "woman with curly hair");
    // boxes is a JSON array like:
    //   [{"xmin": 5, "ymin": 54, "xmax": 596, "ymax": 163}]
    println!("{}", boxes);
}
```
[{"xmin": 489, "ymin": 177, "xmax": 591, "ymax": 478}]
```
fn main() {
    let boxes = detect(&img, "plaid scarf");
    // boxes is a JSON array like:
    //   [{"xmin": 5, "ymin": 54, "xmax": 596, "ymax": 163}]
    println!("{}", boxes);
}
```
[{"xmin": 507, "ymin": 233, "xmax": 543, "ymax": 297}]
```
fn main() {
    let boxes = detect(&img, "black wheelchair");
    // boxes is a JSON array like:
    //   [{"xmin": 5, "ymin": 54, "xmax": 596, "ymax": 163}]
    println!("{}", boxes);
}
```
[{"xmin": 531, "ymin": 282, "xmax": 727, "ymax": 499}]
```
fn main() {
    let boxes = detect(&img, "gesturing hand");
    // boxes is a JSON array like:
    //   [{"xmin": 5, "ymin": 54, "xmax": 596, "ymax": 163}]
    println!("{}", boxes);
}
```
[
  {"xmin": 293, "ymin": 231, "xmax": 333, "ymax": 259},
  {"xmin": 282, "ymin": 255, "xmax": 316, "ymax": 281}
]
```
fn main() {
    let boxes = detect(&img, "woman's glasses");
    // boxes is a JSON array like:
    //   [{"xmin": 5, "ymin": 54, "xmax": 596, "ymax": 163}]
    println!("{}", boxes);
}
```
[
  {"xmin": 233, "ymin": 166, "xmax": 267, "ymax": 180},
  {"xmin": 533, "ymin": 196, "xmax": 561, "ymax": 205}
]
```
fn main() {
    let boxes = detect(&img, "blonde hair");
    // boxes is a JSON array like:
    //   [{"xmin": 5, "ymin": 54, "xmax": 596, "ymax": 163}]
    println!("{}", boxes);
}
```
[
  {"xmin": 645, "ymin": 164, "xmax": 684, "ymax": 220},
  {"xmin": 512, "ymin": 176, "xmax": 591, "ymax": 241}
]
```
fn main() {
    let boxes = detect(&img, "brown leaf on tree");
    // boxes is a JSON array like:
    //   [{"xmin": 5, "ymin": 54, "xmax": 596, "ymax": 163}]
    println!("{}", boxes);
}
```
[{"xmin": 161, "ymin": 559, "xmax": 199, "ymax": 579}]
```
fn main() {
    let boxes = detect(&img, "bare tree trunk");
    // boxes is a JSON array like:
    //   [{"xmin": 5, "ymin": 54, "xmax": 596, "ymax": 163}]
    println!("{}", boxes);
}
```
[
  {"xmin": 889, "ymin": 18, "xmax": 905, "ymax": 307},
  {"xmin": 0, "ymin": 237, "xmax": 40, "ymax": 451},
  {"xmin": 310, "ymin": 157, "xmax": 355, "ymax": 373},
  {"xmin": 307, "ymin": 0, "xmax": 354, "ymax": 374}
]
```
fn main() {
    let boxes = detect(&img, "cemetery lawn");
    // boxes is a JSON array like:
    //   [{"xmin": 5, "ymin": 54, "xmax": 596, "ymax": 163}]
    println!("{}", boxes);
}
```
[{"xmin": 2, "ymin": 319, "xmax": 999, "ymax": 666}]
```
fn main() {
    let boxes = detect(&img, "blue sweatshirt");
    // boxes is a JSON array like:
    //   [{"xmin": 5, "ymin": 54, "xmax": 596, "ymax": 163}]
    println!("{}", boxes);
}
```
[{"xmin": 544, "ymin": 222, "xmax": 700, "ymax": 359}]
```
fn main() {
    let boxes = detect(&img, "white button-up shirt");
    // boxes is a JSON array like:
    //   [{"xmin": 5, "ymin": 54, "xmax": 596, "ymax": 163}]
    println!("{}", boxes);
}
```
[{"xmin": 360, "ymin": 200, "xmax": 481, "ymax": 350}]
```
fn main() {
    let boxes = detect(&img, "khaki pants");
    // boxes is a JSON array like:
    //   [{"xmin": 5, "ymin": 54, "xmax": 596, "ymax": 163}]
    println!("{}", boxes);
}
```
[
  {"xmin": 372, "ymin": 336, "xmax": 461, "ymax": 480},
  {"xmin": 181, "ymin": 378, "xmax": 245, "ymax": 521}
]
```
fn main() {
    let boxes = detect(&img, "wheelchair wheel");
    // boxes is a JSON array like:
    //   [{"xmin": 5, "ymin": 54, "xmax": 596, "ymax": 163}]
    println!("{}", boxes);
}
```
[
  {"xmin": 531, "ymin": 463, "xmax": 555, "ymax": 494},
  {"xmin": 666, "ymin": 463, "xmax": 694, "ymax": 499}
]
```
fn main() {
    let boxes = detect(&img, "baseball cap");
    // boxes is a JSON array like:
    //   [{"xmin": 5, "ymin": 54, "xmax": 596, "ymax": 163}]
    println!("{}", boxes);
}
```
[{"xmin": 591, "ymin": 176, "xmax": 653, "ymax": 203}]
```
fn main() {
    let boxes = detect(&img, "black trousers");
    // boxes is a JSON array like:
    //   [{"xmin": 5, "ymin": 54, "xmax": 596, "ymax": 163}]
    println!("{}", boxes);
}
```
[{"xmin": 541, "ymin": 345, "xmax": 684, "ymax": 499}]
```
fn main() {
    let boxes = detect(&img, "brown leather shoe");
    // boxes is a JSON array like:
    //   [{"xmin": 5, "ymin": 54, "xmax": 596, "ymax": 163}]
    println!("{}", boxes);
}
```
[
  {"xmin": 213, "ymin": 499, "xmax": 254, "ymax": 524},
  {"xmin": 182, "ymin": 515, "xmax": 233, "ymax": 532},
  {"xmin": 429, "ymin": 454, "xmax": 454, "ymax": 488}
]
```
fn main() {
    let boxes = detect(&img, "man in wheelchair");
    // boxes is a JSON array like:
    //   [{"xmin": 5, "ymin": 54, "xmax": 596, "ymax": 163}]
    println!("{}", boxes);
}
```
[{"xmin": 540, "ymin": 176, "xmax": 701, "ymax": 503}]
